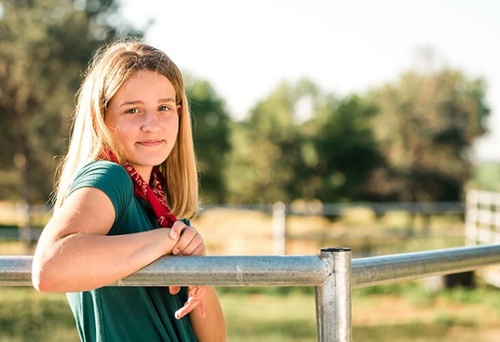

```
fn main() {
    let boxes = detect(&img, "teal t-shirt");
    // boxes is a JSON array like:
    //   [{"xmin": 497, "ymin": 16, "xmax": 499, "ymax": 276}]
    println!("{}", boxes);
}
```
[{"xmin": 65, "ymin": 161, "xmax": 197, "ymax": 342}]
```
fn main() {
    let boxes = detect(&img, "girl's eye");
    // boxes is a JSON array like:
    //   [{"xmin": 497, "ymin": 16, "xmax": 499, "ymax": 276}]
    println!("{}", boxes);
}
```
[
  {"xmin": 158, "ymin": 105, "xmax": 169, "ymax": 111},
  {"xmin": 125, "ymin": 108, "xmax": 139, "ymax": 114}
]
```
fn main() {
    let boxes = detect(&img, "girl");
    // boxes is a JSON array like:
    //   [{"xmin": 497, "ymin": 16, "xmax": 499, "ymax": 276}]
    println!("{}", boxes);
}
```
[{"xmin": 32, "ymin": 39, "xmax": 226, "ymax": 341}]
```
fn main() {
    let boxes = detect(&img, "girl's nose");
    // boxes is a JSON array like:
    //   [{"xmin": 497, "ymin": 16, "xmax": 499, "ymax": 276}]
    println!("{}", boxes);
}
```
[{"xmin": 141, "ymin": 111, "xmax": 161, "ymax": 132}]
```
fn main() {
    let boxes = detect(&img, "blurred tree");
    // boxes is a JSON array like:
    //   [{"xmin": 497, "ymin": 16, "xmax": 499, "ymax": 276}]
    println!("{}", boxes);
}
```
[
  {"xmin": 0, "ymin": 0, "xmax": 142, "ymax": 203},
  {"xmin": 188, "ymin": 78, "xmax": 231, "ymax": 204},
  {"xmin": 366, "ymin": 69, "xmax": 489, "ymax": 201},
  {"xmin": 303, "ymin": 94, "xmax": 383, "ymax": 202},
  {"xmin": 226, "ymin": 79, "xmax": 319, "ymax": 203}
]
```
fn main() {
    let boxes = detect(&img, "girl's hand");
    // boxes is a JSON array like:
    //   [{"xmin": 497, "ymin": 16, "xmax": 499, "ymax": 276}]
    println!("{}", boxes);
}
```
[
  {"xmin": 174, "ymin": 285, "xmax": 207, "ymax": 320},
  {"xmin": 169, "ymin": 221, "xmax": 206, "ymax": 257},
  {"xmin": 168, "ymin": 221, "xmax": 207, "ymax": 315}
]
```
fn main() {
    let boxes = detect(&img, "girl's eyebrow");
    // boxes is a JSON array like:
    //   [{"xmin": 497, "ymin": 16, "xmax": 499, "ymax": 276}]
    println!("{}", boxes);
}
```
[
  {"xmin": 119, "ymin": 100, "xmax": 143, "ymax": 107},
  {"xmin": 118, "ymin": 97, "xmax": 176, "ymax": 107},
  {"xmin": 158, "ymin": 97, "xmax": 177, "ymax": 103}
]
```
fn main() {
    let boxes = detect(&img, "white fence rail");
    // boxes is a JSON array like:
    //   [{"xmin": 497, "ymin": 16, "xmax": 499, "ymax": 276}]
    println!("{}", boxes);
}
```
[
  {"xmin": 465, "ymin": 190, "xmax": 500, "ymax": 287},
  {"xmin": 2, "ymin": 244, "xmax": 500, "ymax": 342},
  {"xmin": 466, "ymin": 189, "xmax": 500, "ymax": 245}
]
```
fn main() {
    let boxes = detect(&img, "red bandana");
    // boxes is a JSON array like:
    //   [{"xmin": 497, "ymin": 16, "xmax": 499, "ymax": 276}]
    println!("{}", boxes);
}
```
[{"xmin": 102, "ymin": 150, "xmax": 177, "ymax": 228}]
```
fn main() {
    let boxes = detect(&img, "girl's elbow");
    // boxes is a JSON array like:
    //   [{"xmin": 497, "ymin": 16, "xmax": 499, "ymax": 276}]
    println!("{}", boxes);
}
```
[
  {"xmin": 31, "ymin": 266, "xmax": 46, "ymax": 292},
  {"xmin": 32, "ymin": 275, "xmax": 46, "ymax": 292},
  {"xmin": 32, "ymin": 273, "xmax": 60, "ymax": 292},
  {"xmin": 31, "ymin": 260, "xmax": 56, "ymax": 292}
]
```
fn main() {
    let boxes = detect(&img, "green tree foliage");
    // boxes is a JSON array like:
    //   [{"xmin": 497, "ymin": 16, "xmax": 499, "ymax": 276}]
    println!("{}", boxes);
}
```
[
  {"xmin": 226, "ymin": 79, "xmax": 320, "ymax": 204},
  {"xmin": 367, "ymin": 69, "xmax": 489, "ymax": 201},
  {"xmin": 188, "ymin": 78, "xmax": 231, "ymax": 204},
  {"xmin": 0, "ymin": 0, "xmax": 141, "ymax": 202},
  {"xmin": 225, "ymin": 69, "xmax": 488, "ymax": 204},
  {"xmin": 303, "ymin": 94, "xmax": 383, "ymax": 202}
]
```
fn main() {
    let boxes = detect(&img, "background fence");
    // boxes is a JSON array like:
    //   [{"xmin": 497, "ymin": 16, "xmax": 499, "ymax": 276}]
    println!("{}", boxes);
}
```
[{"xmin": 465, "ymin": 189, "xmax": 500, "ymax": 287}]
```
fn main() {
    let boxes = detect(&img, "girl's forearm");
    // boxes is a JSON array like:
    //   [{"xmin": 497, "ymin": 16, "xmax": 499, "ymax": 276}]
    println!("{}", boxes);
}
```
[
  {"xmin": 191, "ymin": 286, "xmax": 227, "ymax": 342},
  {"xmin": 32, "ymin": 228, "xmax": 176, "ymax": 292}
]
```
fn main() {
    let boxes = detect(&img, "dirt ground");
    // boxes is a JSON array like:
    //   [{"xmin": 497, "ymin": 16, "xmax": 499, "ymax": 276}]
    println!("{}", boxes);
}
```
[{"xmin": 191, "ymin": 206, "xmax": 464, "ymax": 256}]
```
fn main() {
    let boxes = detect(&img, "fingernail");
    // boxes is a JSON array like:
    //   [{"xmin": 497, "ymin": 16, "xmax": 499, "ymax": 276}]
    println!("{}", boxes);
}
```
[
  {"xmin": 173, "ymin": 248, "xmax": 179, "ymax": 255},
  {"xmin": 175, "ymin": 311, "xmax": 181, "ymax": 320}
]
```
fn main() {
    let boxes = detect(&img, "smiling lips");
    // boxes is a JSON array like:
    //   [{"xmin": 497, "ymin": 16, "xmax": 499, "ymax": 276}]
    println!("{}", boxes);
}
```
[{"xmin": 137, "ymin": 140, "xmax": 165, "ymax": 147}]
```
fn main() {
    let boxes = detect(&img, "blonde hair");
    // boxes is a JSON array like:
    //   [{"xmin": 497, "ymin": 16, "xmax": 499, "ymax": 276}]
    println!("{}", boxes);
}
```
[{"xmin": 55, "ymin": 39, "xmax": 198, "ymax": 218}]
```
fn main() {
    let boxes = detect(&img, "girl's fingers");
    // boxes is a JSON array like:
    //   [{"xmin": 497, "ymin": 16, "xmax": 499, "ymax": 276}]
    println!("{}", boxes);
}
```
[
  {"xmin": 169, "ymin": 221, "xmax": 187, "ymax": 240},
  {"xmin": 169, "ymin": 285, "xmax": 181, "ymax": 295},
  {"xmin": 172, "ymin": 227, "xmax": 205, "ymax": 256},
  {"xmin": 174, "ymin": 296, "xmax": 202, "ymax": 320},
  {"xmin": 176, "ymin": 238, "xmax": 204, "ymax": 256},
  {"xmin": 174, "ymin": 286, "xmax": 207, "ymax": 320},
  {"xmin": 197, "ymin": 292, "xmax": 206, "ymax": 318}
]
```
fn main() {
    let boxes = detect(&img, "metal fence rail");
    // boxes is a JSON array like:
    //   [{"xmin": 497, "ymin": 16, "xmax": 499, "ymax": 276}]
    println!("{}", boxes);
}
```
[{"xmin": 2, "ymin": 244, "xmax": 500, "ymax": 342}]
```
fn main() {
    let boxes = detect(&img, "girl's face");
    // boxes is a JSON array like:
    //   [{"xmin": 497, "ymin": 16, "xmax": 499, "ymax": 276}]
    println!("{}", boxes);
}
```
[{"xmin": 105, "ymin": 70, "xmax": 180, "ymax": 181}]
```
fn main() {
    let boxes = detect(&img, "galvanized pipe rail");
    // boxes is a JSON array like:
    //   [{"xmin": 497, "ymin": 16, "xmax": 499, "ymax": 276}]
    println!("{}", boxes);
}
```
[
  {"xmin": 351, "ymin": 243, "xmax": 500, "ymax": 288},
  {"xmin": 2, "ymin": 244, "xmax": 500, "ymax": 342}
]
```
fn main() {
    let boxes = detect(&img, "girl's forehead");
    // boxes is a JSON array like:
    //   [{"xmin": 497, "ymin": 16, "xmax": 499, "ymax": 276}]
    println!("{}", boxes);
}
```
[{"xmin": 111, "ymin": 70, "xmax": 176, "ymax": 103}]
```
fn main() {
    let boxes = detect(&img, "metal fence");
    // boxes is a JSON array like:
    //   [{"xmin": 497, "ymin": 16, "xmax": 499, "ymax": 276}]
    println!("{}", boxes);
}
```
[{"xmin": 2, "ymin": 243, "xmax": 500, "ymax": 341}]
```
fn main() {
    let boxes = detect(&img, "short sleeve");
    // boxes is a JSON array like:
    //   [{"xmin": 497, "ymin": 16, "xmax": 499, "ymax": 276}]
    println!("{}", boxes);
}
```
[{"xmin": 69, "ymin": 161, "xmax": 133, "ymax": 219}]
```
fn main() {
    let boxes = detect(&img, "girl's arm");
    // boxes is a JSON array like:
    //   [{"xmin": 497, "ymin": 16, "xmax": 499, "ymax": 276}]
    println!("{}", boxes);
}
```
[
  {"xmin": 190, "ymin": 286, "xmax": 227, "ymax": 342},
  {"xmin": 32, "ymin": 186, "xmax": 183, "ymax": 292}
]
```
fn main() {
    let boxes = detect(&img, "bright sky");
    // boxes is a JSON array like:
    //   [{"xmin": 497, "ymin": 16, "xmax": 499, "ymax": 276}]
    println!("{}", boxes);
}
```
[{"xmin": 121, "ymin": 0, "xmax": 500, "ymax": 162}]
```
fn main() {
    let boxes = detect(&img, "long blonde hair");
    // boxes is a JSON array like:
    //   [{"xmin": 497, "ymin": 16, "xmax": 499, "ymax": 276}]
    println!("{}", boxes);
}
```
[{"xmin": 55, "ymin": 39, "xmax": 198, "ymax": 218}]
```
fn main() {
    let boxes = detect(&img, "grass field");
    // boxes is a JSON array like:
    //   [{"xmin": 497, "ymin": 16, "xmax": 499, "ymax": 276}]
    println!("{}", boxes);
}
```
[
  {"xmin": 2, "ymin": 283, "xmax": 500, "ymax": 341},
  {"xmin": 1, "ymin": 207, "xmax": 499, "ymax": 341}
]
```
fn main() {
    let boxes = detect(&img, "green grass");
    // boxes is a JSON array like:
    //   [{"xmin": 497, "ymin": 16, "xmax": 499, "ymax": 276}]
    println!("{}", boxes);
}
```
[
  {"xmin": 0, "ymin": 287, "xmax": 78, "ymax": 342},
  {"xmin": 2, "ymin": 283, "xmax": 500, "ymax": 341},
  {"xmin": 218, "ymin": 287, "xmax": 317, "ymax": 341}
]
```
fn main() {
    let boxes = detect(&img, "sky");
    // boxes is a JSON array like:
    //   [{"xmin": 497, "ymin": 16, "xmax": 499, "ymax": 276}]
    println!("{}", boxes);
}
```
[{"xmin": 121, "ymin": 0, "xmax": 500, "ymax": 162}]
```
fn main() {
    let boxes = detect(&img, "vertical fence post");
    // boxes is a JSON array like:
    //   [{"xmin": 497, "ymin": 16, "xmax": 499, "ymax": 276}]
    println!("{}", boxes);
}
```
[
  {"xmin": 272, "ymin": 202, "xmax": 286, "ymax": 255},
  {"xmin": 16, "ymin": 200, "xmax": 31, "ymax": 244},
  {"xmin": 315, "ymin": 247, "xmax": 352, "ymax": 342}
]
